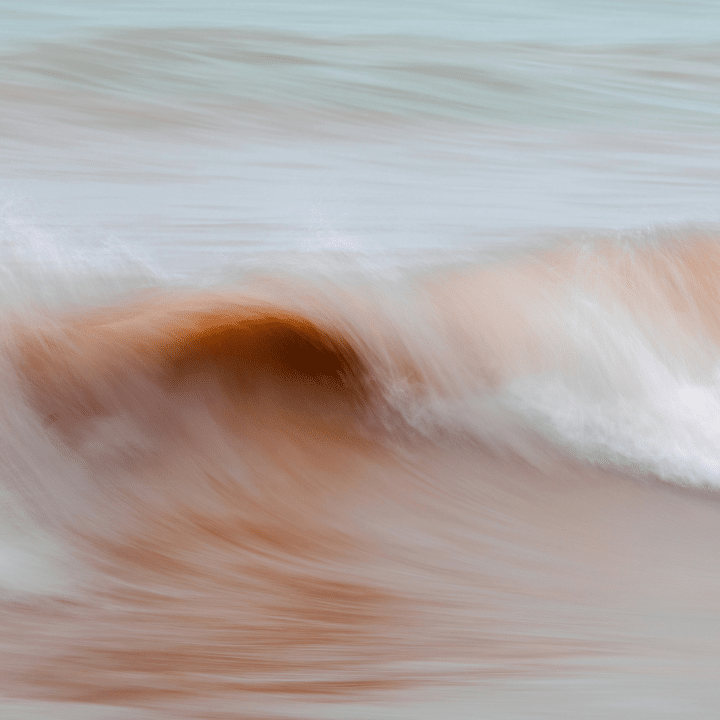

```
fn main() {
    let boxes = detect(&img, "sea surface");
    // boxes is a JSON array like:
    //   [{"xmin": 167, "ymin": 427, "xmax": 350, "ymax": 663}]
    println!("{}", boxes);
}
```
[{"xmin": 1, "ymin": 1, "xmax": 720, "ymax": 718}]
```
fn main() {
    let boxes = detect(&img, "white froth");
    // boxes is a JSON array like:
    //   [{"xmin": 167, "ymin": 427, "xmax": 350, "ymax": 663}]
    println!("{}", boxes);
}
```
[{"xmin": 508, "ymin": 293, "xmax": 720, "ymax": 486}]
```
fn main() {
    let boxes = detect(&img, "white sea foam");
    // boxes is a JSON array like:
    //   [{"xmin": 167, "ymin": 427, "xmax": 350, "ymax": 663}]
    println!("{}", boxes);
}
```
[{"xmin": 510, "ymin": 274, "xmax": 719, "ymax": 483}]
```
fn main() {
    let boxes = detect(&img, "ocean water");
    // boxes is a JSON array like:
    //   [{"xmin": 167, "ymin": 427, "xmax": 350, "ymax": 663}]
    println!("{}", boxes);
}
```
[{"xmin": 2, "ymin": 1, "xmax": 720, "ymax": 717}]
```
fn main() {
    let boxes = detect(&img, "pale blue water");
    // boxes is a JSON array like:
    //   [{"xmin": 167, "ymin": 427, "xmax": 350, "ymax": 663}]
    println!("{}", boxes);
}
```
[
  {"xmin": 1, "ymin": 0, "xmax": 719, "ymax": 278},
  {"xmin": 2, "ymin": 0, "xmax": 720, "ymax": 45}
]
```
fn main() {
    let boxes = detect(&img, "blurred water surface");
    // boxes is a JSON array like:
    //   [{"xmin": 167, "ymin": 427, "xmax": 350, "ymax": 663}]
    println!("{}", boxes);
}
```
[{"xmin": 2, "ymin": 2, "xmax": 720, "ymax": 719}]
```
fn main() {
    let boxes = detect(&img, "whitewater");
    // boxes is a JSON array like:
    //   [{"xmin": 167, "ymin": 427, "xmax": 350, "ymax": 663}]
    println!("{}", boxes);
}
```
[{"xmin": 2, "ymin": 1, "xmax": 720, "ymax": 718}]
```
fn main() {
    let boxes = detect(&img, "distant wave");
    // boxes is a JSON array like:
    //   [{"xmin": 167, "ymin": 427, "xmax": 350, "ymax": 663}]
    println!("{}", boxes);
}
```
[{"xmin": 2, "ymin": 28, "xmax": 719, "ymax": 140}]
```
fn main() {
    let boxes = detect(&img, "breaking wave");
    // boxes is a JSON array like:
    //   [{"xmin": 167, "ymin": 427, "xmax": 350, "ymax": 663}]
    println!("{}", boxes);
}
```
[{"xmin": 4, "ymin": 231, "xmax": 720, "ymax": 716}]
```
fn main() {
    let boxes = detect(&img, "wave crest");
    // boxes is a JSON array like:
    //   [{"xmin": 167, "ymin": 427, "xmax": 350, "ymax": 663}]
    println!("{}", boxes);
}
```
[{"xmin": 14, "ymin": 293, "xmax": 369, "ymax": 446}]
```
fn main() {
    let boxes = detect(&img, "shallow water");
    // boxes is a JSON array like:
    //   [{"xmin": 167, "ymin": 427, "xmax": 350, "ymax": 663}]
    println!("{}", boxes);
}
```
[{"xmin": 2, "ymin": 1, "xmax": 720, "ymax": 717}]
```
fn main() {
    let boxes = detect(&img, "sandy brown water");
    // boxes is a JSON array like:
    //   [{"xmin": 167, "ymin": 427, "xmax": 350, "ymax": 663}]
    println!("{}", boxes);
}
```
[{"xmin": 2, "ymin": 249, "xmax": 720, "ymax": 717}]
